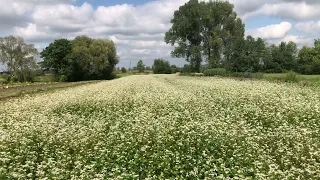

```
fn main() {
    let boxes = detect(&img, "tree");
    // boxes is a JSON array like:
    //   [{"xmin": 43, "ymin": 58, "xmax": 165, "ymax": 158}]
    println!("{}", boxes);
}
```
[
  {"xmin": 165, "ymin": 0, "xmax": 245, "ymax": 72},
  {"xmin": 153, "ymin": 58, "xmax": 172, "ymax": 74},
  {"xmin": 121, "ymin": 67, "xmax": 127, "ymax": 73},
  {"xmin": 171, "ymin": 65, "xmax": 180, "ymax": 73},
  {"xmin": 297, "ymin": 39, "xmax": 320, "ymax": 74},
  {"xmin": 263, "ymin": 41, "xmax": 298, "ymax": 73},
  {"xmin": 40, "ymin": 36, "xmax": 119, "ymax": 81},
  {"xmin": 228, "ymin": 36, "xmax": 267, "ymax": 72},
  {"xmin": 137, "ymin": 60, "xmax": 145, "ymax": 73},
  {"xmin": 0, "ymin": 35, "xmax": 38, "ymax": 82},
  {"xmin": 40, "ymin": 39, "xmax": 72, "ymax": 75},
  {"xmin": 297, "ymin": 46, "xmax": 313, "ymax": 74}
]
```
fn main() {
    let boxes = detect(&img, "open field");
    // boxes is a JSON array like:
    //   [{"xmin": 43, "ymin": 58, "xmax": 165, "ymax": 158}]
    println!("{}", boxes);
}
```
[{"xmin": 1, "ymin": 75, "xmax": 320, "ymax": 179}]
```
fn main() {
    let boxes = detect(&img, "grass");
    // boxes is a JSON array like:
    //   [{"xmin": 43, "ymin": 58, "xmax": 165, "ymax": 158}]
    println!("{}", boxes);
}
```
[
  {"xmin": 115, "ymin": 70, "xmax": 153, "ymax": 78},
  {"xmin": 264, "ymin": 73, "xmax": 320, "ymax": 82},
  {"xmin": 0, "ymin": 80, "xmax": 100, "ymax": 101},
  {"xmin": 0, "ymin": 75, "xmax": 5, "ymax": 83},
  {"xmin": 1, "ymin": 75, "xmax": 320, "ymax": 179},
  {"xmin": 34, "ymin": 73, "xmax": 56, "ymax": 82}
]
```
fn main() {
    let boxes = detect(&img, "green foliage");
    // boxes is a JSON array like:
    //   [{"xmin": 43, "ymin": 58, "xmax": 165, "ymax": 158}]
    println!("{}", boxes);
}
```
[
  {"xmin": 137, "ymin": 60, "xmax": 145, "ymax": 73},
  {"xmin": 40, "ymin": 39, "xmax": 72, "ymax": 74},
  {"xmin": 40, "ymin": 36, "xmax": 119, "ymax": 82},
  {"xmin": 181, "ymin": 64, "xmax": 193, "ymax": 74},
  {"xmin": 230, "ymin": 72, "xmax": 264, "ymax": 79},
  {"xmin": 153, "ymin": 58, "xmax": 172, "ymax": 74},
  {"xmin": 284, "ymin": 71, "xmax": 299, "ymax": 82},
  {"xmin": 165, "ymin": 0, "xmax": 244, "ymax": 73},
  {"xmin": 0, "ymin": 35, "xmax": 38, "ymax": 82},
  {"xmin": 59, "ymin": 75, "xmax": 68, "ymax": 82},
  {"xmin": 165, "ymin": 1, "xmax": 320, "ymax": 75},
  {"xmin": 121, "ymin": 67, "xmax": 127, "ymax": 73},
  {"xmin": 264, "ymin": 42, "xmax": 298, "ymax": 73},
  {"xmin": 2, "ymin": 74, "xmax": 11, "ymax": 83},
  {"xmin": 170, "ymin": 65, "xmax": 180, "ymax": 73},
  {"xmin": 203, "ymin": 68, "xmax": 227, "ymax": 77},
  {"xmin": 229, "ymin": 36, "xmax": 266, "ymax": 72},
  {"xmin": 297, "ymin": 39, "xmax": 320, "ymax": 75}
]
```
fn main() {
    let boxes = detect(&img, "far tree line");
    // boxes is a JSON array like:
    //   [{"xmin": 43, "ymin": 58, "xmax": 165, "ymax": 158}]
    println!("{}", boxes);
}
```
[{"xmin": 165, "ymin": 0, "xmax": 320, "ymax": 75}]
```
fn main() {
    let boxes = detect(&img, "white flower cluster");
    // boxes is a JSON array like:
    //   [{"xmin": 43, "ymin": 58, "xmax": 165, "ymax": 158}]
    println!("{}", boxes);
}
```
[{"xmin": 0, "ymin": 75, "xmax": 319, "ymax": 179}]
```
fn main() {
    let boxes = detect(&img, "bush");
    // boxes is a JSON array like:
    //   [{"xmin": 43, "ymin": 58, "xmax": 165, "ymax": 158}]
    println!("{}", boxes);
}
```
[
  {"xmin": 181, "ymin": 65, "xmax": 193, "ymax": 74},
  {"xmin": 153, "ymin": 59, "xmax": 172, "ymax": 74},
  {"xmin": 11, "ymin": 76, "xmax": 19, "ymax": 82},
  {"xmin": 171, "ymin": 65, "xmax": 180, "ymax": 73},
  {"xmin": 121, "ymin": 67, "xmax": 127, "ymax": 73},
  {"xmin": 59, "ymin": 75, "xmax": 68, "ymax": 82},
  {"xmin": 203, "ymin": 68, "xmax": 228, "ymax": 77},
  {"xmin": 229, "ymin": 72, "xmax": 264, "ymax": 79},
  {"xmin": 284, "ymin": 71, "xmax": 299, "ymax": 82},
  {"xmin": 2, "ymin": 74, "xmax": 11, "ymax": 83}
]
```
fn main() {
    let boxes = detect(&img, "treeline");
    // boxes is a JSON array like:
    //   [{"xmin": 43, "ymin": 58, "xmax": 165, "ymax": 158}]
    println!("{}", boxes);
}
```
[
  {"xmin": 165, "ymin": 0, "xmax": 320, "ymax": 75},
  {"xmin": 40, "ymin": 36, "xmax": 118, "ymax": 82},
  {"xmin": 0, "ymin": 35, "xmax": 118, "ymax": 83}
]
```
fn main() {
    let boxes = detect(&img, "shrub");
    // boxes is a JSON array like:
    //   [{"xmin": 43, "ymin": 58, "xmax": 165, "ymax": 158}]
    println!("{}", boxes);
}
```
[
  {"xmin": 121, "ymin": 67, "xmax": 127, "ymax": 73},
  {"xmin": 284, "ymin": 71, "xmax": 299, "ymax": 82},
  {"xmin": 229, "ymin": 72, "xmax": 264, "ymax": 79},
  {"xmin": 153, "ymin": 59, "xmax": 172, "ymax": 74},
  {"xmin": 59, "ymin": 75, "xmax": 68, "ymax": 82},
  {"xmin": 2, "ymin": 74, "xmax": 11, "ymax": 84},
  {"xmin": 203, "ymin": 68, "xmax": 227, "ymax": 77},
  {"xmin": 181, "ymin": 64, "xmax": 193, "ymax": 74}
]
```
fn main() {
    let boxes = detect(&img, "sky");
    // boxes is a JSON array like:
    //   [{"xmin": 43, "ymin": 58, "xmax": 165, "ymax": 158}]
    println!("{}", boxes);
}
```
[{"xmin": 1, "ymin": 0, "xmax": 320, "ymax": 69}]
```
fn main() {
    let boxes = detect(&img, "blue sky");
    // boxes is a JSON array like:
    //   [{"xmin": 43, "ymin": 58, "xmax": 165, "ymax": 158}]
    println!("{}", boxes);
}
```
[{"xmin": 1, "ymin": 0, "xmax": 320, "ymax": 70}]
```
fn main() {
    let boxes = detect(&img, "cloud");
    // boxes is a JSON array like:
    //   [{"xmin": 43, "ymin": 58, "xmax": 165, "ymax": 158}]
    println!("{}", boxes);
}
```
[
  {"xmin": 9, "ymin": 0, "xmax": 188, "ymax": 68},
  {"xmin": 1, "ymin": 0, "xmax": 320, "ymax": 69},
  {"xmin": 223, "ymin": 0, "xmax": 320, "ymax": 21},
  {"xmin": 247, "ymin": 22, "xmax": 292, "ymax": 39},
  {"xmin": 295, "ymin": 21, "xmax": 320, "ymax": 34},
  {"xmin": 32, "ymin": 2, "xmax": 94, "ymax": 33},
  {"xmin": 267, "ymin": 35, "xmax": 314, "ymax": 48},
  {"xmin": 0, "ymin": 0, "xmax": 77, "ymax": 29},
  {"xmin": 15, "ymin": 24, "xmax": 61, "ymax": 43}
]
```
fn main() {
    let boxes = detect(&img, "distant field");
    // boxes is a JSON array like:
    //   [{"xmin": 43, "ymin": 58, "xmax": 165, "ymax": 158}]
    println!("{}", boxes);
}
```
[{"xmin": 1, "ymin": 75, "xmax": 319, "ymax": 179}]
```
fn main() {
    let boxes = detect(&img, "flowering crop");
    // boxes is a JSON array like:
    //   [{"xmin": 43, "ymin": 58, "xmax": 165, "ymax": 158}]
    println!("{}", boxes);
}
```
[{"xmin": 0, "ymin": 75, "xmax": 320, "ymax": 179}]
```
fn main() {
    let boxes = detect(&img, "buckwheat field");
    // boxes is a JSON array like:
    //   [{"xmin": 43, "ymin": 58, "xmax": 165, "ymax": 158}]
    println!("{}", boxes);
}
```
[{"xmin": 1, "ymin": 75, "xmax": 320, "ymax": 179}]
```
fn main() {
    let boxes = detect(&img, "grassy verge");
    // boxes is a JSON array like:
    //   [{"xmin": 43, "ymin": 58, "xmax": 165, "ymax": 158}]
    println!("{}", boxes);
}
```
[
  {"xmin": 0, "ymin": 80, "xmax": 101, "ymax": 101},
  {"xmin": 183, "ymin": 70, "xmax": 320, "ymax": 86},
  {"xmin": 264, "ymin": 73, "xmax": 320, "ymax": 82}
]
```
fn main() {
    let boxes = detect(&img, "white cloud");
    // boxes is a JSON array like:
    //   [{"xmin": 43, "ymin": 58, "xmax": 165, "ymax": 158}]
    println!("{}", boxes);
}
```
[
  {"xmin": 233, "ymin": 1, "xmax": 320, "ymax": 21},
  {"xmin": 32, "ymin": 3, "xmax": 94, "ymax": 33},
  {"xmin": 268, "ymin": 35, "xmax": 314, "ymax": 47},
  {"xmin": 281, "ymin": 35, "xmax": 314, "ymax": 47},
  {"xmin": 1, "ymin": 0, "xmax": 320, "ymax": 68},
  {"xmin": 295, "ymin": 21, "xmax": 320, "ymax": 34},
  {"xmin": 247, "ymin": 22, "xmax": 292, "ymax": 39},
  {"xmin": 15, "ymin": 24, "xmax": 60, "ymax": 42}
]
